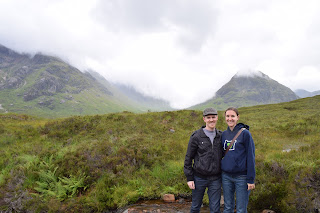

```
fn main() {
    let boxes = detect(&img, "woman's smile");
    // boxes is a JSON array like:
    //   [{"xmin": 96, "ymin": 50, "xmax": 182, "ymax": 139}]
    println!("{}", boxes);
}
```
[{"xmin": 225, "ymin": 110, "xmax": 239, "ymax": 130}]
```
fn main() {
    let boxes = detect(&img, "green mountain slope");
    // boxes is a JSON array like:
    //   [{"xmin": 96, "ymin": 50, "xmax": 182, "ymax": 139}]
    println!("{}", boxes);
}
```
[
  {"xmin": 190, "ymin": 71, "xmax": 299, "ymax": 110},
  {"xmin": 0, "ymin": 44, "xmax": 158, "ymax": 117},
  {"xmin": 0, "ymin": 95, "xmax": 319, "ymax": 212}
]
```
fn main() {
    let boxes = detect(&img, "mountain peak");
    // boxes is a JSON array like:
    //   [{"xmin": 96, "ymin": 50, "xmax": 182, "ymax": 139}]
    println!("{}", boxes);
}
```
[
  {"xmin": 189, "ymin": 70, "xmax": 299, "ymax": 110},
  {"xmin": 234, "ymin": 69, "xmax": 270, "ymax": 79}
]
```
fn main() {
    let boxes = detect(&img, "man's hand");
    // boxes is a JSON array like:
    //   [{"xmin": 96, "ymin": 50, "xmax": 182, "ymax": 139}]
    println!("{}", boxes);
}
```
[
  {"xmin": 187, "ymin": 181, "xmax": 195, "ymax": 189},
  {"xmin": 247, "ymin": 183, "xmax": 255, "ymax": 191}
]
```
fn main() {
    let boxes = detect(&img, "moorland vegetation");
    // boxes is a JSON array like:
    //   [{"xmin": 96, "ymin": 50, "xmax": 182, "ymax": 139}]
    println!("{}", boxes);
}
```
[{"xmin": 0, "ymin": 96, "xmax": 319, "ymax": 212}]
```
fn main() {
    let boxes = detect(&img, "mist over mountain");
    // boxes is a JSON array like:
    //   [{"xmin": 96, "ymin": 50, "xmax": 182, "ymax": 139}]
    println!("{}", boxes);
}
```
[
  {"xmin": 1, "ymin": 43, "xmax": 313, "ymax": 117},
  {"xmin": 112, "ymin": 83, "xmax": 173, "ymax": 111},
  {"xmin": 295, "ymin": 89, "xmax": 320, "ymax": 98},
  {"xmin": 0, "ymin": 44, "xmax": 170, "ymax": 117},
  {"xmin": 86, "ymin": 70, "xmax": 173, "ymax": 111},
  {"xmin": 190, "ymin": 70, "xmax": 299, "ymax": 110}
]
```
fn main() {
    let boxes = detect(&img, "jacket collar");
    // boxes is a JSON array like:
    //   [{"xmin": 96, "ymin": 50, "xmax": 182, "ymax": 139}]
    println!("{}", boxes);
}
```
[{"xmin": 227, "ymin": 123, "xmax": 250, "ymax": 132}]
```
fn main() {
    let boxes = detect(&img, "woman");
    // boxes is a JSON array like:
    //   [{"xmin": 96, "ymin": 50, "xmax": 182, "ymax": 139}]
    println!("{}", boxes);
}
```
[{"xmin": 221, "ymin": 107, "xmax": 255, "ymax": 213}]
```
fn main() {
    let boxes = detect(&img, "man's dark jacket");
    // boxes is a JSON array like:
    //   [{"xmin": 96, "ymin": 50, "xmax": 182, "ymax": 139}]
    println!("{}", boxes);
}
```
[{"xmin": 184, "ymin": 127, "xmax": 223, "ymax": 181}]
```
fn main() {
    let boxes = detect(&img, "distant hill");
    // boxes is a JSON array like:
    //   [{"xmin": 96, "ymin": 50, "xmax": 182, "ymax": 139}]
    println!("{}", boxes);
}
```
[
  {"xmin": 0, "ymin": 44, "xmax": 169, "ymax": 117},
  {"xmin": 86, "ymin": 70, "xmax": 173, "ymax": 111},
  {"xmin": 112, "ymin": 83, "xmax": 173, "ymax": 111},
  {"xmin": 190, "ymin": 70, "xmax": 299, "ymax": 110},
  {"xmin": 295, "ymin": 89, "xmax": 320, "ymax": 98}
]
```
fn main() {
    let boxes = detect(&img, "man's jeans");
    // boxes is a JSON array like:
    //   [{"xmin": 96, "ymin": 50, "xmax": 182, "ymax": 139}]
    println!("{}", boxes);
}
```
[
  {"xmin": 191, "ymin": 175, "xmax": 221, "ymax": 213},
  {"xmin": 222, "ymin": 172, "xmax": 250, "ymax": 213}
]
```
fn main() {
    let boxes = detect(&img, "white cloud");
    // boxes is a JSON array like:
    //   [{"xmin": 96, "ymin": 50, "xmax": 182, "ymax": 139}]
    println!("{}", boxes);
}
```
[
  {"xmin": 289, "ymin": 66, "xmax": 320, "ymax": 91},
  {"xmin": 235, "ymin": 69, "xmax": 266, "ymax": 78},
  {"xmin": 1, "ymin": 0, "xmax": 320, "ymax": 108}
]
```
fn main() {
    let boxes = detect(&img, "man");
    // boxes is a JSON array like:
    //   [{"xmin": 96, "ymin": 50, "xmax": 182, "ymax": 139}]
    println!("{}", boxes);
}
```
[{"xmin": 184, "ymin": 107, "xmax": 223, "ymax": 213}]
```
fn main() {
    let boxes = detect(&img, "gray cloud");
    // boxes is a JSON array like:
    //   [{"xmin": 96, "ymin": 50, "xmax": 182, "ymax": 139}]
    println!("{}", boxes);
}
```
[
  {"xmin": 94, "ymin": 0, "xmax": 168, "ymax": 32},
  {"xmin": 93, "ymin": 0, "xmax": 218, "ymax": 52}
]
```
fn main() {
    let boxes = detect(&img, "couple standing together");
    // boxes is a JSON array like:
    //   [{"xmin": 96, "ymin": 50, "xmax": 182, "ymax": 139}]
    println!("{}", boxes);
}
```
[{"xmin": 184, "ymin": 107, "xmax": 255, "ymax": 213}]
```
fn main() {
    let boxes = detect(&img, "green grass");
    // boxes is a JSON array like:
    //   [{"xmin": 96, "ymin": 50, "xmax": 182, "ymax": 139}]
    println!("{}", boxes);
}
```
[{"xmin": 0, "ymin": 96, "xmax": 319, "ymax": 212}]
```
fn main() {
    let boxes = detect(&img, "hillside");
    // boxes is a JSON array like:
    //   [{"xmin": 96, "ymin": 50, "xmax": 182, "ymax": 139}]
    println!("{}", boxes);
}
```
[
  {"xmin": 0, "ymin": 95, "xmax": 319, "ymax": 212},
  {"xmin": 191, "ymin": 71, "xmax": 299, "ymax": 110},
  {"xmin": 0, "ymin": 44, "xmax": 170, "ymax": 118}
]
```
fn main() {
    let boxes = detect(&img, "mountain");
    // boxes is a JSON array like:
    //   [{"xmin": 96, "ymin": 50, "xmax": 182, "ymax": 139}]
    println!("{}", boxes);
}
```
[
  {"xmin": 112, "ymin": 83, "xmax": 173, "ymax": 111},
  {"xmin": 295, "ymin": 89, "xmax": 320, "ymax": 98},
  {"xmin": 0, "ymin": 44, "xmax": 169, "ymax": 117},
  {"xmin": 86, "ymin": 70, "xmax": 173, "ymax": 111},
  {"xmin": 190, "ymin": 70, "xmax": 299, "ymax": 110}
]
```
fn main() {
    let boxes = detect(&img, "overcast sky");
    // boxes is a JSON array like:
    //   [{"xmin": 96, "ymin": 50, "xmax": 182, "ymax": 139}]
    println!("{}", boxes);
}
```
[{"xmin": 1, "ymin": 0, "xmax": 320, "ymax": 108}]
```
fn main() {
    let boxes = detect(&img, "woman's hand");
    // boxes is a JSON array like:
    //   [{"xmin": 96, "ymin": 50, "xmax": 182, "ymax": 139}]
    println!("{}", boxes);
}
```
[{"xmin": 247, "ymin": 183, "xmax": 255, "ymax": 190}]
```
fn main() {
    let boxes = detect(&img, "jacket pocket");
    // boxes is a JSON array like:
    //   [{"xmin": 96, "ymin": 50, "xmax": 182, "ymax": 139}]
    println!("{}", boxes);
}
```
[{"xmin": 197, "ymin": 141, "xmax": 211, "ymax": 155}]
